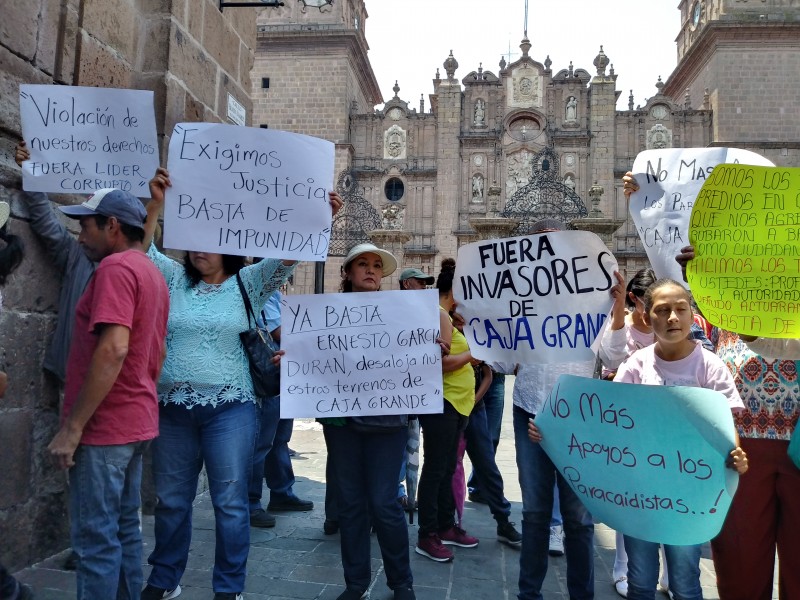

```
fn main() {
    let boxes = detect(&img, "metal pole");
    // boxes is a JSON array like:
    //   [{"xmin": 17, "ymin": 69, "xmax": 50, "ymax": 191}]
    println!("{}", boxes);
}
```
[{"xmin": 314, "ymin": 261, "xmax": 325, "ymax": 294}]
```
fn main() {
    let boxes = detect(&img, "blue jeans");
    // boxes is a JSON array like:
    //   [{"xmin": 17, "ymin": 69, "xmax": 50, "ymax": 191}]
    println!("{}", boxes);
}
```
[
  {"xmin": 147, "ymin": 401, "xmax": 257, "ymax": 594},
  {"xmin": 469, "ymin": 373, "xmax": 505, "ymax": 495},
  {"xmin": 69, "ymin": 441, "xmax": 148, "ymax": 600},
  {"xmin": 624, "ymin": 537, "xmax": 701, "ymax": 600},
  {"xmin": 513, "ymin": 406, "xmax": 594, "ymax": 600},
  {"xmin": 265, "ymin": 417, "xmax": 297, "ymax": 502},
  {"xmin": 324, "ymin": 424, "xmax": 412, "ymax": 592},
  {"xmin": 464, "ymin": 400, "xmax": 511, "ymax": 522},
  {"xmin": 249, "ymin": 395, "xmax": 280, "ymax": 512}
]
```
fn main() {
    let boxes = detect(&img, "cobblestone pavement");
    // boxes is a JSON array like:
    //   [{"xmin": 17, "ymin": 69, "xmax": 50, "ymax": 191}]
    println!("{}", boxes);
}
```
[{"xmin": 17, "ymin": 378, "xmax": 767, "ymax": 599}]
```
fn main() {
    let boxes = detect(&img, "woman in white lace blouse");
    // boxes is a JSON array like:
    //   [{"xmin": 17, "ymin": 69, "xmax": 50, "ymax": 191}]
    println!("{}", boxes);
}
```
[{"xmin": 140, "ymin": 169, "xmax": 342, "ymax": 600}]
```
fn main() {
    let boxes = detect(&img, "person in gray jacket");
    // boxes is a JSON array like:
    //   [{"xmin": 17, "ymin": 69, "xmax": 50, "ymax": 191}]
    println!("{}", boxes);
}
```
[{"xmin": 15, "ymin": 141, "xmax": 96, "ymax": 571}]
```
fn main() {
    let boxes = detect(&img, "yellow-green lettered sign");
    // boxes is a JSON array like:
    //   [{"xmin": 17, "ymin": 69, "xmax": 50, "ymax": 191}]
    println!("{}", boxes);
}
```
[{"xmin": 688, "ymin": 164, "xmax": 800, "ymax": 338}]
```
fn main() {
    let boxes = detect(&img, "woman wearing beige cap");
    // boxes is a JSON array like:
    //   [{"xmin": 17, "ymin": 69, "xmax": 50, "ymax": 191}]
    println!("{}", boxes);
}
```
[{"xmin": 320, "ymin": 243, "xmax": 416, "ymax": 600}]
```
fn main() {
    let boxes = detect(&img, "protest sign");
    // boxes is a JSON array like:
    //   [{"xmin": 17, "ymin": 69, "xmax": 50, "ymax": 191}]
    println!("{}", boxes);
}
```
[
  {"xmin": 19, "ymin": 85, "xmax": 158, "ymax": 195},
  {"xmin": 454, "ymin": 231, "xmax": 617, "ymax": 364},
  {"xmin": 687, "ymin": 164, "xmax": 800, "ymax": 338},
  {"xmin": 279, "ymin": 289, "xmax": 444, "ymax": 418},
  {"xmin": 164, "ymin": 123, "xmax": 335, "ymax": 260},
  {"xmin": 628, "ymin": 148, "xmax": 773, "ymax": 284},
  {"xmin": 537, "ymin": 374, "xmax": 739, "ymax": 546}
]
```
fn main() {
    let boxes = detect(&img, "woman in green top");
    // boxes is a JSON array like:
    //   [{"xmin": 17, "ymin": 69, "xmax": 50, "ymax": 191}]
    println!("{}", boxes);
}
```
[{"xmin": 414, "ymin": 258, "xmax": 480, "ymax": 562}]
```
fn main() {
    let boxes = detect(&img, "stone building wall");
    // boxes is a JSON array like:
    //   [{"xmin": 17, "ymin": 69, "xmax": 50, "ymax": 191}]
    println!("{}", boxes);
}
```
[{"xmin": 0, "ymin": 0, "xmax": 256, "ymax": 569}]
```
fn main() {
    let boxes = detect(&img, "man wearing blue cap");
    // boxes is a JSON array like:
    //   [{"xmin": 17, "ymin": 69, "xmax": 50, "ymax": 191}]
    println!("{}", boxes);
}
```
[{"xmin": 46, "ymin": 188, "xmax": 169, "ymax": 600}]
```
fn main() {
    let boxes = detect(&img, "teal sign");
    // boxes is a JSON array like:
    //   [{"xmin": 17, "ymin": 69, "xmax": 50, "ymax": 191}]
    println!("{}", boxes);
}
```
[{"xmin": 536, "ymin": 375, "xmax": 739, "ymax": 545}]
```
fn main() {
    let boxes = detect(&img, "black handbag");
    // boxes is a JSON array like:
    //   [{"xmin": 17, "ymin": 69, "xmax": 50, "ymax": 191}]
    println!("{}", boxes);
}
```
[{"xmin": 236, "ymin": 273, "xmax": 281, "ymax": 398}]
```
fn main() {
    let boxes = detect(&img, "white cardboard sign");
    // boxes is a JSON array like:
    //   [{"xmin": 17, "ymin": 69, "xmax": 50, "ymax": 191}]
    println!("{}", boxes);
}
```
[
  {"xmin": 454, "ymin": 230, "xmax": 618, "ymax": 365},
  {"xmin": 279, "ymin": 289, "xmax": 444, "ymax": 418},
  {"xmin": 628, "ymin": 147, "xmax": 774, "ymax": 284},
  {"xmin": 19, "ymin": 84, "xmax": 159, "ymax": 195},
  {"xmin": 164, "ymin": 122, "xmax": 335, "ymax": 260}
]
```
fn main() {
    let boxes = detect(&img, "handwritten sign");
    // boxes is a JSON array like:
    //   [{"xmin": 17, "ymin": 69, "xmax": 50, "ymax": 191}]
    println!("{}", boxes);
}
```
[
  {"xmin": 164, "ymin": 123, "xmax": 335, "ymax": 260},
  {"xmin": 454, "ymin": 231, "xmax": 617, "ymax": 364},
  {"xmin": 629, "ymin": 148, "xmax": 773, "ymax": 284},
  {"xmin": 687, "ymin": 164, "xmax": 800, "ymax": 338},
  {"xmin": 537, "ymin": 375, "xmax": 739, "ymax": 546},
  {"xmin": 279, "ymin": 289, "xmax": 444, "ymax": 418},
  {"xmin": 19, "ymin": 85, "xmax": 158, "ymax": 195}
]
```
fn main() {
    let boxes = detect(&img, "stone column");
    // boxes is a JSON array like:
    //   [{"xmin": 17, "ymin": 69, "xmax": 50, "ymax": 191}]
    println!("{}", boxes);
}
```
[{"xmin": 571, "ymin": 182, "xmax": 625, "ymax": 249}]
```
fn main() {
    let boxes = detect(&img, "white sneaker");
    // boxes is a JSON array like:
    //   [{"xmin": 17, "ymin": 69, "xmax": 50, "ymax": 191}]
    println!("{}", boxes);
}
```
[
  {"xmin": 614, "ymin": 576, "xmax": 628, "ymax": 598},
  {"xmin": 548, "ymin": 525, "xmax": 564, "ymax": 556}
]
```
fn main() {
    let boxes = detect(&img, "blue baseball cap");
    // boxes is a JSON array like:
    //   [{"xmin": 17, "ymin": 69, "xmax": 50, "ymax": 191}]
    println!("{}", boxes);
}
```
[{"xmin": 60, "ymin": 188, "xmax": 147, "ymax": 229}]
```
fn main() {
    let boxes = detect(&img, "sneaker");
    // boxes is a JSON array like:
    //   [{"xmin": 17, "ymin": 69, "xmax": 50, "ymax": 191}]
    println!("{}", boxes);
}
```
[
  {"xmin": 213, "ymin": 594, "xmax": 243, "ymax": 600},
  {"xmin": 335, "ymin": 589, "xmax": 367, "ymax": 600},
  {"xmin": 614, "ymin": 575, "xmax": 628, "ymax": 598},
  {"xmin": 496, "ymin": 521, "xmax": 522, "ymax": 547},
  {"xmin": 415, "ymin": 532, "xmax": 454, "ymax": 562},
  {"xmin": 268, "ymin": 496, "xmax": 314, "ymax": 512},
  {"xmin": 394, "ymin": 586, "xmax": 416, "ymax": 600},
  {"xmin": 467, "ymin": 490, "xmax": 488, "ymax": 504},
  {"xmin": 439, "ymin": 525, "xmax": 479, "ymax": 548},
  {"xmin": 141, "ymin": 584, "xmax": 182, "ymax": 600},
  {"xmin": 249, "ymin": 508, "xmax": 276, "ymax": 528},
  {"xmin": 548, "ymin": 525, "xmax": 564, "ymax": 556}
]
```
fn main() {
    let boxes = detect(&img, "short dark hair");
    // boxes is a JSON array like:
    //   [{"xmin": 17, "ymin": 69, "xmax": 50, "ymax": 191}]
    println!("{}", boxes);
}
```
[
  {"xmin": 184, "ymin": 252, "xmax": 246, "ymax": 287},
  {"xmin": 93, "ymin": 214, "xmax": 144, "ymax": 243},
  {"xmin": 626, "ymin": 268, "xmax": 657, "ymax": 309}
]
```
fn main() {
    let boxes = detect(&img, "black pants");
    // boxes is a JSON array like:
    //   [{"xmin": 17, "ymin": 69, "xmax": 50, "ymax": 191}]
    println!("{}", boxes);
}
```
[{"xmin": 417, "ymin": 401, "xmax": 468, "ymax": 536}]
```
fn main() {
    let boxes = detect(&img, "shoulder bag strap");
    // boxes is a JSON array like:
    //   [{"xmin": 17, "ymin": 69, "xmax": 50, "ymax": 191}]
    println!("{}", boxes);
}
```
[{"xmin": 235, "ymin": 272, "xmax": 256, "ymax": 329}]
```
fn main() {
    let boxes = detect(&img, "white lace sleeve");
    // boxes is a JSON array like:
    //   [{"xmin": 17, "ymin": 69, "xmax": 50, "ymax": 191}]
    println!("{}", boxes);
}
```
[{"xmin": 147, "ymin": 244, "xmax": 184, "ymax": 289}]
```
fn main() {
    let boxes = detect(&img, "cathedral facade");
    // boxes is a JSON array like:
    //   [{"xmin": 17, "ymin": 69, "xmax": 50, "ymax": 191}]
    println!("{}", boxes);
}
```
[{"xmin": 252, "ymin": 0, "xmax": 799, "ymax": 293}]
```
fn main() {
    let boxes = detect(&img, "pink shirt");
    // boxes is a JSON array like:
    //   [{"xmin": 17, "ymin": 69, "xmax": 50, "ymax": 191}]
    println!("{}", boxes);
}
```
[
  {"xmin": 63, "ymin": 250, "xmax": 169, "ymax": 445},
  {"xmin": 614, "ymin": 343, "xmax": 744, "ymax": 412}
]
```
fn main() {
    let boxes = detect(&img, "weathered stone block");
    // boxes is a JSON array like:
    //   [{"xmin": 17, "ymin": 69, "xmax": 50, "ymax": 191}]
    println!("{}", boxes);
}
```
[
  {"xmin": 0, "ymin": 46, "xmax": 52, "ymax": 136},
  {"xmin": 132, "ymin": 72, "xmax": 168, "ymax": 136},
  {"xmin": 203, "ymin": 5, "xmax": 240, "ymax": 80},
  {"xmin": 0, "ymin": 312, "xmax": 52, "ymax": 408},
  {"xmin": 163, "ymin": 75, "xmax": 187, "ymax": 140},
  {"xmin": 35, "ymin": 0, "xmax": 62, "ymax": 76},
  {"xmin": 0, "ymin": 1, "xmax": 40, "ymax": 61},
  {"xmin": 55, "ymin": 4, "xmax": 81, "ymax": 83},
  {"xmin": 141, "ymin": 16, "xmax": 171, "ymax": 73},
  {"xmin": 0, "ymin": 412, "xmax": 33, "ymax": 510},
  {"xmin": 82, "ymin": 0, "xmax": 139, "ymax": 62},
  {"xmin": 184, "ymin": 93, "xmax": 206, "ymax": 123},
  {"xmin": 168, "ymin": 24, "xmax": 217, "ymax": 108},
  {"xmin": 76, "ymin": 31, "xmax": 134, "ymax": 88},
  {"xmin": 186, "ymin": 0, "xmax": 204, "ymax": 43}
]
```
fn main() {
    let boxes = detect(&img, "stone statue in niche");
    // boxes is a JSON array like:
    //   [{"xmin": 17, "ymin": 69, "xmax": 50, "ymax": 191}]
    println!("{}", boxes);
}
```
[
  {"xmin": 474, "ymin": 99, "xmax": 486, "ymax": 125},
  {"xmin": 381, "ymin": 204, "xmax": 404, "ymax": 230},
  {"xmin": 471, "ymin": 174, "xmax": 484, "ymax": 201},
  {"xmin": 564, "ymin": 174, "xmax": 576, "ymax": 191},
  {"xmin": 565, "ymin": 96, "xmax": 578, "ymax": 122}
]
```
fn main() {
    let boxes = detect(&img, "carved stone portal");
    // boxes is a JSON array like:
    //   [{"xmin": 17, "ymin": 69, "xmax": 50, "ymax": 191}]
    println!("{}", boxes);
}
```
[
  {"xmin": 383, "ymin": 125, "xmax": 407, "ymax": 159},
  {"xmin": 646, "ymin": 123, "xmax": 673, "ymax": 149}
]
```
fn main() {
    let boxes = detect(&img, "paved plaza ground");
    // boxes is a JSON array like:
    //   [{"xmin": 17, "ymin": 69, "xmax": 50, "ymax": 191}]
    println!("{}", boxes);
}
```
[{"xmin": 16, "ymin": 378, "xmax": 763, "ymax": 599}]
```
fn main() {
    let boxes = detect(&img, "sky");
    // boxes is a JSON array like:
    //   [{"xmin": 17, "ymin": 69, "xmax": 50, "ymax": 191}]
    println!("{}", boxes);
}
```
[{"xmin": 365, "ymin": 0, "xmax": 681, "ymax": 111}]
